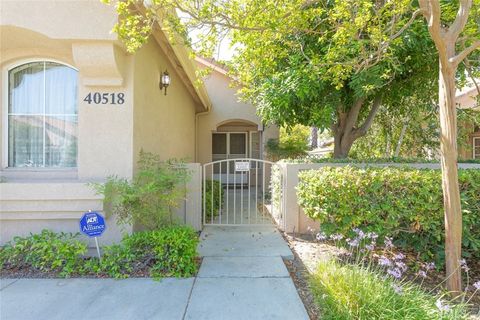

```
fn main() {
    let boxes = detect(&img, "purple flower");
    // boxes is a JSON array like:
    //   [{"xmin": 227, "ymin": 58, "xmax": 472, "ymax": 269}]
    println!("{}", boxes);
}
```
[
  {"xmin": 347, "ymin": 238, "xmax": 359, "ymax": 247},
  {"xmin": 417, "ymin": 270, "xmax": 427, "ymax": 278},
  {"xmin": 384, "ymin": 237, "xmax": 394, "ymax": 248},
  {"xmin": 391, "ymin": 283, "xmax": 403, "ymax": 295},
  {"xmin": 378, "ymin": 255, "xmax": 392, "ymax": 267},
  {"xmin": 394, "ymin": 253, "xmax": 405, "ymax": 260},
  {"xmin": 330, "ymin": 233, "xmax": 344, "ymax": 241},
  {"xmin": 395, "ymin": 261, "xmax": 407, "ymax": 272},
  {"xmin": 367, "ymin": 232, "xmax": 378, "ymax": 240},
  {"xmin": 473, "ymin": 281, "xmax": 480, "ymax": 290},
  {"xmin": 316, "ymin": 232, "xmax": 327, "ymax": 241},
  {"xmin": 352, "ymin": 228, "xmax": 367, "ymax": 239},
  {"xmin": 387, "ymin": 267, "xmax": 403, "ymax": 279},
  {"xmin": 435, "ymin": 299, "xmax": 451, "ymax": 312},
  {"xmin": 365, "ymin": 243, "xmax": 375, "ymax": 251}
]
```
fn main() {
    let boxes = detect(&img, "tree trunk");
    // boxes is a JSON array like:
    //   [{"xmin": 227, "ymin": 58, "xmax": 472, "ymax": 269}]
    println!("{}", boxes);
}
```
[
  {"xmin": 394, "ymin": 122, "xmax": 408, "ymax": 157},
  {"xmin": 332, "ymin": 97, "xmax": 382, "ymax": 158},
  {"xmin": 439, "ymin": 60, "xmax": 463, "ymax": 294},
  {"xmin": 310, "ymin": 127, "xmax": 318, "ymax": 149}
]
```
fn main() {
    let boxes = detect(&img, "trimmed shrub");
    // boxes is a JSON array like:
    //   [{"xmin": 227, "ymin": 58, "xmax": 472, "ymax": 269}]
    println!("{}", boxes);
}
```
[
  {"xmin": 0, "ymin": 230, "xmax": 87, "ymax": 276},
  {"xmin": 203, "ymin": 179, "xmax": 224, "ymax": 219},
  {"xmin": 297, "ymin": 167, "xmax": 480, "ymax": 260}
]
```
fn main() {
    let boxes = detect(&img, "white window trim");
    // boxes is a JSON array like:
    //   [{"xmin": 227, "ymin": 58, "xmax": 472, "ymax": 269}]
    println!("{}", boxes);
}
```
[
  {"xmin": 474, "ymin": 137, "xmax": 480, "ymax": 159},
  {"xmin": 2, "ymin": 58, "xmax": 79, "ymax": 171}
]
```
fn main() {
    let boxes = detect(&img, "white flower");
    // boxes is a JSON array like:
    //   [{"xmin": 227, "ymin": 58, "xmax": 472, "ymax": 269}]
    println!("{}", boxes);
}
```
[
  {"xmin": 316, "ymin": 232, "xmax": 327, "ymax": 241},
  {"xmin": 435, "ymin": 299, "xmax": 451, "ymax": 312},
  {"xmin": 473, "ymin": 281, "xmax": 480, "ymax": 290},
  {"xmin": 460, "ymin": 259, "xmax": 469, "ymax": 271},
  {"xmin": 330, "ymin": 233, "xmax": 344, "ymax": 241},
  {"xmin": 367, "ymin": 232, "xmax": 378, "ymax": 240},
  {"xmin": 425, "ymin": 262, "xmax": 436, "ymax": 271}
]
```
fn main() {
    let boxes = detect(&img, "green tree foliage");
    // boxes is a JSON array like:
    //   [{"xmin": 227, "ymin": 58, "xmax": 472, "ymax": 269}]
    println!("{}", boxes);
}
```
[
  {"xmin": 105, "ymin": 0, "xmax": 440, "ymax": 158},
  {"xmin": 265, "ymin": 125, "xmax": 310, "ymax": 161}
]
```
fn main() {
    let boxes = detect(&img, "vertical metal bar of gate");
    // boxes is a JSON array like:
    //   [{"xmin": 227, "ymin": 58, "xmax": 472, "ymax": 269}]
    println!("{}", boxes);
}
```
[
  {"xmin": 248, "ymin": 160, "xmax": 251, "ymax": 223},
  {"xmin": 203, "ymin": 164, "xmax": 206, "ymax": 225},
  {"xmin": 262, "ymin": 162, "xmax": 265, "ymax": 216},
  {"xmin": 219, "ymin": 162, "xmax": 222, "ymax": 224},
  {"xmin": 255, "ymin": 160, "xmax": 258, "ymax": 223},
  {"xmin": 226, "ymin": 160, "xmax": 229, "ymax": 224},
  {"xmin": 211, "ymin": 166, "xmax": 214, "ymax": 223},
  {"xmin": 240, "ymin": 162, "xmax": 243, "ymax": 224},
  {"xmin": 233, "ymin": 164, "xmax": 236, "ymax": 224}
]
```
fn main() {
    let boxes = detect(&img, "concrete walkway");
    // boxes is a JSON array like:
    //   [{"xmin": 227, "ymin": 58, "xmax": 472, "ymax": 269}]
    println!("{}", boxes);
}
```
[
  {"xmin": 184, "ymin": 225, "xmax": 309, "ymax": 320},
  {"xmin": 1, "ymin": 226, "xmax": 308, "ymax": 320}
]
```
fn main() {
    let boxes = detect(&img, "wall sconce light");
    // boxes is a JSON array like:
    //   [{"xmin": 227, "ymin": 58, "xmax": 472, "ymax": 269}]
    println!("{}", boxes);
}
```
[{"xmin": 160, "ymin": 70, "xmax": 171, "ymax": 96}]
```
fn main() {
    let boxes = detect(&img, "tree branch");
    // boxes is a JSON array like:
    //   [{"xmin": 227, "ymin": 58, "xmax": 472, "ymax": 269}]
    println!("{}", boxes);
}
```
[
  {"xmin": 446, "ymin": 0, "xmax": 473, "ymax": 42},
  {"xmin": 343, "ymin": 98, "xmax": 366, "ymax": 135},
  {"xmin": 390, "ymin": 9, "xmax": 424, "ymax": 40},
  {"xmin": 450, "ymin": 40, "xmax": 480, "ymax": 66},
  {"xmin": 353, "ymin": 95, "xmax": 382, "ymax": 138}
]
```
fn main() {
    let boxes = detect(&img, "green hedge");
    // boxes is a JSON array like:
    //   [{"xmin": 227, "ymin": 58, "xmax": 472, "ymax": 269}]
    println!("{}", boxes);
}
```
[
  {"xmin": 203, "ymin": 179, "xmax": 224, "ymax": 219},
  {"xmin": 297, "ymin": 167, "xmax": 480, "ymax": 260}
]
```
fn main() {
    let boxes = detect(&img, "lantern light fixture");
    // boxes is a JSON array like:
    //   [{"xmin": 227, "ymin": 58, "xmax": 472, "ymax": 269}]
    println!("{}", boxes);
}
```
[{"xmin": 160, "ymin": 70, "xmax": 171, "ymax": 95}]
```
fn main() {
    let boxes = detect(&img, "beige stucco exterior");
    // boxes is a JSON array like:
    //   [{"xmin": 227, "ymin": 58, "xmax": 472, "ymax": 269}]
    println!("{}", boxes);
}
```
[
  {"xmin": 0, "ymin": 1, "xmax": 210, "ymax": 245},
  {"xmin": 195, "ymin": 58, "xmax": 279, "ymax": 165},
  {"xmin": 0, "ymin": 1, "xmax": 278, "ymax": 245}
]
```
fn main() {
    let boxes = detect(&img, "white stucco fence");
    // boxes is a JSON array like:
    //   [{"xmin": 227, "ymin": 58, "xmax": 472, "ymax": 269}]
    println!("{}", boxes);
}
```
[{"xmin": 274, "ymin": 162, "xmax": 480, "ymax": 234}]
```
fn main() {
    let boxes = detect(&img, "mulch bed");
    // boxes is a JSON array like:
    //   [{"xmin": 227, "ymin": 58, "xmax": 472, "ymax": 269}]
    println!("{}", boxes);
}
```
[{"xmin": 0, "ymin": 257, "xmax": 203, "ymax": 279}]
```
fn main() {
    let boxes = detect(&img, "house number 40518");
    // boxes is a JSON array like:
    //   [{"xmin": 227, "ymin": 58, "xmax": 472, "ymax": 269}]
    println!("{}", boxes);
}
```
[{"xmin": 84, "ymin": 92, "xmax": 125, "ymax": 105}]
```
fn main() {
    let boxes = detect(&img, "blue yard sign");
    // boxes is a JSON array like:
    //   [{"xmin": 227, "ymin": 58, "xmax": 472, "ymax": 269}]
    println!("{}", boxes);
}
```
[{"xmin": 79, "ymin": 211, "xmax": 106, "ymax": 238}]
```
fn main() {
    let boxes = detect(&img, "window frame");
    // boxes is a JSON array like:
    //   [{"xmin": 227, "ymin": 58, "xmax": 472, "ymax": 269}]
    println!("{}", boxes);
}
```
[
  {"xmin": 2, "ymin": 58, "xmax": 79, "ymax": 171},
  {"xmin": 474, "ymin": 136, "xmax": 480, "ymax": 160}
]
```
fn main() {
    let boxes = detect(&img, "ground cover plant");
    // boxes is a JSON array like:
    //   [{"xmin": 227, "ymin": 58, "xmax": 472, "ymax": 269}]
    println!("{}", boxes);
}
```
[
  {"xmin": 0, "ymin": 226, "xmax": 199, "ymax": 279},
  {"xmin": 308, "ymin": 229, "xmax": 479, "ymax": 319},
  {"xmin": 297, "ymin": 167, "xmax": 480, "ymax": 262}
]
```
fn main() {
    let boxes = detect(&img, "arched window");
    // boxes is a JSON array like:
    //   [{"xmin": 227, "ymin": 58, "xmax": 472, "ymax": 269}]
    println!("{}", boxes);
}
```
[{"xmin": 8, "ymin": 61, "xmax": 78, "ymax": 168}]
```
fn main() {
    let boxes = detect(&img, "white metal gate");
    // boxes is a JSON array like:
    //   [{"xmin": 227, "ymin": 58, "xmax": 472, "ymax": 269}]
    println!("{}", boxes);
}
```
[{"xmin": 202, "ymin": 158, "xmax": 283, "ymax": 226}]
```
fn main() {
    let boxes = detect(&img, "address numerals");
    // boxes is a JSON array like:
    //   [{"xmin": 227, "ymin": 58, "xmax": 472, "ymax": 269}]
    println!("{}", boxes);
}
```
[{"xmin": 84, "ymin": 92, "xmax": 125, "ymax": 105}]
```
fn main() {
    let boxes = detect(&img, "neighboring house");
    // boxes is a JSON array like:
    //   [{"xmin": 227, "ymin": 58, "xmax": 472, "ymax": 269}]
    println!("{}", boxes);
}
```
[
  {"xmin": 0, "ymin": 1, "xmax": 277, "ymax": 245},
  {"xmin": 457, "ymin": 84, "xmax": 480, "ymax": 160}
]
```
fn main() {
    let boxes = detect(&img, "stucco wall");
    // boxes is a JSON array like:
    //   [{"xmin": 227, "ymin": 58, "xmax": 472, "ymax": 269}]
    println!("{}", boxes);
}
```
[
  {"xmin": 0, "ymin": 1, "xmax": 134, "ymax": 245},
  {"xmin": 132, "ymin": 39, "xmax": 197, "ymax": 165},
  {"xmin": 196, "ymin": 66, "xmax": 279, "ymax": 164}
]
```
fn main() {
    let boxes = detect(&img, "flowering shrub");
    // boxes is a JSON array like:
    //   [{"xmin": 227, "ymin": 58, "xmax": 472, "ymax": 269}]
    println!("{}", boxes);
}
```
[
  {"xmin": 309, "ymin": 228, "xmax": 479, "ymax": 319},
  {"xmin": 298, "ymin": 167, "xmax": 480, "ymax": 260}
]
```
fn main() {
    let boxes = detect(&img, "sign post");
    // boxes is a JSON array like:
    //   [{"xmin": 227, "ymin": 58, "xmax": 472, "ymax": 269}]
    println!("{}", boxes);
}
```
[{"xmin": 79, "ymin": 210, "xmax": 106, "ymax": 260}]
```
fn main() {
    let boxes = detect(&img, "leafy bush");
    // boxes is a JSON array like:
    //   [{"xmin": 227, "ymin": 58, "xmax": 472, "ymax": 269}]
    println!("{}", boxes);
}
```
[
  {"xmin": 84, "ymin": 226, "xmax": 199, "ymax": 279},
  {"xmin": 265, "ymin": 125, "xmax": 310, "ymax": 161},
  {"xmin": 0, "ymin": 230, "xmax": 87, "ymax": 276},
  {"xmin": 297, "ymin": 167, "xmax": 480, "ymax": 260},
  {"xmin": 94, "ymin": 151, "xmax": 190, "ymax": 230},
  {"xmin": 285, "ymin": 156, "xmax": 480, "ymax": 164},
  {"xmin": 203, "ymin": 179, "xmax": 224, "ymax": 220},
  {"xmin": 310, "ymin": 260, "xmax": 468, "ymax": 320}
]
